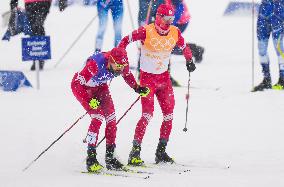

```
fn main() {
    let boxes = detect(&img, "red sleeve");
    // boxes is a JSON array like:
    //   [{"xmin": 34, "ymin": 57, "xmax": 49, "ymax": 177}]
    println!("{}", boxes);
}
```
[
  {"xmin": 118, "ymin": 26, "xmax": 147, "ymax": 49},
  {"xmin": 121, "ymin": 66, "xmax": 138, "ymax": 89},
  {"xmin": 176, "ymin": 29, "xmax": 192, "ymax": 61},
  {"xmin": 79, "ymin": 59, "xmax": 98, "ymax": 82}
]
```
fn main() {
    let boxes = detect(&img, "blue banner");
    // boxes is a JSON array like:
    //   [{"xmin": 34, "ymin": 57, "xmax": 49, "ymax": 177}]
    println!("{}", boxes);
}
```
[
  {"xmin": 224, "ymin": 2, "xmax": 260, "ymax": 16},
  {"xmin": 0, "ymin": 71, "xmax": 32, "ymax": 91},
  {"xmin": 22, "ymin": 36, "xmax": 51, "ymax": 61}
]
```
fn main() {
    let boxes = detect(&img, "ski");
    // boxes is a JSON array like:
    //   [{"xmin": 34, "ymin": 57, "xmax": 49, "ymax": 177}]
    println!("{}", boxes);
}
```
[
  {"xmin": 148, "ymin": 163, "xmax": 191, "ymax": 174},
  {"xmin": 127, "ymin": 161, "xmax": 230, "ymax": 174},
  {"xmin": 174, "ymin": 162, "xmax": 230, "ymax": 170},
  {"xmin": 127, "ymin": 162, "xmax": 191, "ymax": 174},
  {"xmin": 174, "ymin": 85, "xmax": 221, "ymax": 91},
  {"xmin": 187, "ymin": 85, "xmax": 221, "ymax": 91},
  {"xmin": 82, "ymin": 169, "xmax": 151, "ymax": 179},
  {"xmin": 122, "ymin": 166, "xmax": 154, "ymax": 175}
]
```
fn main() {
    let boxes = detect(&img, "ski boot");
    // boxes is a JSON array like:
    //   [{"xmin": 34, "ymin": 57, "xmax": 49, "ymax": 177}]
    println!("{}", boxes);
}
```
[
  {"xmin": 170, "ymin": 76, "xmax": 181, "ymax": 87},
  {"xmin": 31, "ymin": 60, "xmax": 45, "ymax": 71},
  {"xmin": 105, "ymin": 144, "xmax": 124, "ymax": 170},
  {"xmin": 252, "ymin": 77, "xmax": 272, "ymax": 92},
  {"xmin": 128, "ymin": 143, "xmax": 144, "ymax": 166},
  {"xmin": 272, "ymin": 77, "xmax": 284, "ymax": 90},
  {"xmin": 155, "ymin": 139, "xmax": 174, "ymax": 164},
  {"xmin": 86, "ymin": 148, "xmax": 104, "ymax": 172}
]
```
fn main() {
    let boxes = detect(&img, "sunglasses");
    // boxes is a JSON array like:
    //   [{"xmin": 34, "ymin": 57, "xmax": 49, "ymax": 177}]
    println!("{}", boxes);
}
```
[
  {"xmin": 159, "ymin": 14, "xmax": 175, "ymax": 23},
  {"xmin": 110, "ymin": 55, "xmax": 128, "ymax": 70}
]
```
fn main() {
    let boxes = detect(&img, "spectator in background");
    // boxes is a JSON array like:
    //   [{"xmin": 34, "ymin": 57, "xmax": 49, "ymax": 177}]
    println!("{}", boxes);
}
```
[
  {"xmin": 9, "ymin": 0, "xmax": 67, "ymax": 71},
  {"xmin": 95, "ymin": 0, "xmax": 123, "ymax": 53},
  {"xmin": 2, "ymin": 8, "xmax": 32, "ymax": 41},
  {"xmin": 253, "ymin": 0, "xmax": 284, "ymax": 91},
  {"xmin": 271, "ymin": 0, "xmax": 284, "ymax": 90}
]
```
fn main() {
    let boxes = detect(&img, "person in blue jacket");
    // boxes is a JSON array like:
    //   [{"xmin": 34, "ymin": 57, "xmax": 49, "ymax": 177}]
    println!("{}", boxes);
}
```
[
  {"xmin": 270, "ymin": 0, "xmax": 284, "ymax": 90},
  {"xmin": 254, "ymin": 0, "xmax": 284, "ymax": 91},
  {"xmin": 95, "ymin": 0, "xmax": 124, "ymax": 53}
]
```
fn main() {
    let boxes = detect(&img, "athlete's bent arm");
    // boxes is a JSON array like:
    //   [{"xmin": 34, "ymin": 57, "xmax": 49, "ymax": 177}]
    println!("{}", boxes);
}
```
[
  {"xmin": 176, "ymin": 29, "xmax": 192, "ymax": 61},
  {"xmin": 118, "ymin": 26, "xmax": 147, "ymax": 49}
]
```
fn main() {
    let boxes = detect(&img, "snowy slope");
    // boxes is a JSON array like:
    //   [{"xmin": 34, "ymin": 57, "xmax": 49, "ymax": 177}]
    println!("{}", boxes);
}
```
[{"xmin": 1, "ymin": 0, "xmax": 284, "ymax": 187}]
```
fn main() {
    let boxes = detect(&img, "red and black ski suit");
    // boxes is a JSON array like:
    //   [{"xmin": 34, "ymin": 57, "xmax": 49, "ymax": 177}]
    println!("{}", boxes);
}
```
[
  {"xmin": 71, "ymin": 52, "xmax": 137, "ymax": 147},
  {"xmin": 118, "ymin": 23, "xmax": 192, "ymax": 144}
]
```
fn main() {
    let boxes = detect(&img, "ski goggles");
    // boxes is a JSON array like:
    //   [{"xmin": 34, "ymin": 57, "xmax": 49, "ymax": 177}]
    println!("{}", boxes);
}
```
[
  {"xmin": 159, "ymin": 14, "xmax": 175, "ymax": 23},
  {"xmin": 110, "ymin": 55, "xmax": 128, "ymax": 70}
]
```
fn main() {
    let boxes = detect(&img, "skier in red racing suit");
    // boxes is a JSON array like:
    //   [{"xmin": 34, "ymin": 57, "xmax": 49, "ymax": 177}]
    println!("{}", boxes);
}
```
[
  {"xmin": 71, "ymin": 47, "xmax": 149, "ymax": 172},
  {"xmin": 118, "ymin": 4, "xmax": 196, "ymax": 166}
]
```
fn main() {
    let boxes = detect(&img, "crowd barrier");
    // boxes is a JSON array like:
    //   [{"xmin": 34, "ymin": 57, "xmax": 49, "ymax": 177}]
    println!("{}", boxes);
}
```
[{"xmin": 0, "ymin": 71, "xmax": 32, "ymax": 91}]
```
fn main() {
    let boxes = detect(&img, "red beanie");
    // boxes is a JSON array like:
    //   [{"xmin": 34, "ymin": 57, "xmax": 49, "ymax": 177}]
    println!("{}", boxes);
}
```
[
  {"xmin": 110, "ymin": 47, "xmax": 128, "ymax": 65},
  {"xmin": 156, "ymin": 4, "xmax": 175, "ymax": 16}
]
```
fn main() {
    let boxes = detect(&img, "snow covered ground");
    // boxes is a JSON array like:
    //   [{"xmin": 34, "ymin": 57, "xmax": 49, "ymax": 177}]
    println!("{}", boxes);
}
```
[{"xmin": 1, "ymin": 0, "xmax": 284, "ymax": 186}]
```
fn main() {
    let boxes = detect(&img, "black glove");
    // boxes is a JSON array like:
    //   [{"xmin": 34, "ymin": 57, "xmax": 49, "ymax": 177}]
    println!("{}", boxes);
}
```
[
  {"xmin": 134, "ymin": 86, "xmax": 150, "ymax": 97},
  {"xmin": 186, "ymin": 59, "xmax": 196, "ymax": 72},
  {"xmin": 10, "ymin": 0, "xmax": 18, "ymax": 10},
  {"xmin": 59, "ymin": 0, "xmax": 68, "ymax": 12}
]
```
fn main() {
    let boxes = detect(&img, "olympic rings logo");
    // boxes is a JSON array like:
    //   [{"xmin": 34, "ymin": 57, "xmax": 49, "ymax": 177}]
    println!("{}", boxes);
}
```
[{"xmin": 149, "ymin": 37, "xmax": 176, "ymax": 51}]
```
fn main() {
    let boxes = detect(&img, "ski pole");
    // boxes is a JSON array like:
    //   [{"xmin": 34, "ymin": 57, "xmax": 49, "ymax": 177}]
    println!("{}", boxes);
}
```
[
  {"xmin": 125, "ymin": 0, "xmax": 136, "ymax": 32},
  {"xmin": 22, "ymin": 111, "xmax": 88, "ymax": 172},
  {"xmin": 135, "ymin": 0, "xmax": 154, "ymax": 79},
  {"xmin": 95, "ymin": 96, "xmax": 141, "ymax": 148},
  {"xmin": 183, "ymin": 72, "xmax": 191, "ymax": 132},
  {"xmin": 145, "ymin": 0, "xmax": 153, "ymax": 25},
  {"xmin": 125, "ymin": 0, "xmax": 141, "ymax": 79},
  {"xmin": 53, "ymin": 13, "xmax": 98, "ymax": 68},
  {"xmin": 126, "ymin": 0, "xmax": 150, "ymax": 79},
  {"xmin": 251, "ymin": 0, "xmax": 255, "ymax": 90}
]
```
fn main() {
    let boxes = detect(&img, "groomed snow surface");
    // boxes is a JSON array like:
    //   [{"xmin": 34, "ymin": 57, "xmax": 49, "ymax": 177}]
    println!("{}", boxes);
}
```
[{"xmin": 0, "ymin": 0, "xmax": 283, "ymax": 186}]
